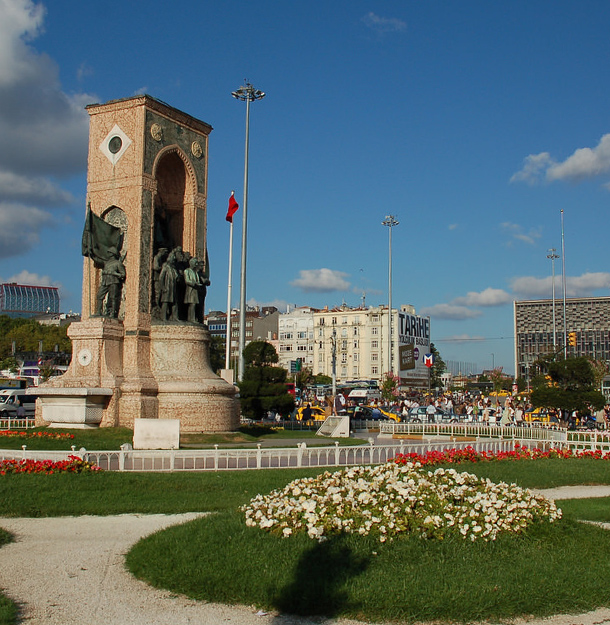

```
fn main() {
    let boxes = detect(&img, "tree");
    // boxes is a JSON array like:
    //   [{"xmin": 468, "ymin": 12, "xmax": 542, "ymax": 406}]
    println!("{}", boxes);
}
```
[
  {"xmin": 0, "ymin": 356, "xmax": 18, "ymax": 374},
  {"xmin": 488, "ymin": 367, "xmax": 506, "ymax": 394},
  {"xmin": 530, "ymin": 356, "xmax": 605, "ymax": 416},
  {"xmin": 239, "ymin": 341, "xmax": 295, "ymax": 419},
  {"xmin": 381, "ymin": 372, "xmax": 400, "ymax": 401},
  {"xmin": 429, "ymin": 343, "xmax": 446, "ymax": 390},
  {"xmin": 208, "ymin": 335, "xmax": 225, "ymax": 374},
  {"xmin": 294, "ymin": 366, "xmax": 314, "ymax": 391}
]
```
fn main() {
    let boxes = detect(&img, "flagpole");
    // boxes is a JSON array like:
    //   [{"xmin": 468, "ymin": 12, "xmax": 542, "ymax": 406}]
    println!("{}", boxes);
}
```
[
  {"xmin": 225, "ymin": 195, "xmax": 235, "ymax": 370},
  {"xmin": 232, "ymin": 81, "xmax": 265, "ymax": 382}
]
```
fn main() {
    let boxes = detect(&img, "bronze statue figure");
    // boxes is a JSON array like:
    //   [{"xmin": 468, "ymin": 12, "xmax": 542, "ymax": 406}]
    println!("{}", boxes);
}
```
[
  {"xmin": 95, "ymin": 248, "xmax": 126, "ymax": 318},
  {"xmin": 159, "ymin": 250, "xmax": 179, "ymax": 321}
]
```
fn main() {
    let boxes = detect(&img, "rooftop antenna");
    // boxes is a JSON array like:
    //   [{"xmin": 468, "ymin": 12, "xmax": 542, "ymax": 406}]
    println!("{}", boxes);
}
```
[{"xmin": 361, "ymin": 291, "xmax": 366, "ymax": 308}]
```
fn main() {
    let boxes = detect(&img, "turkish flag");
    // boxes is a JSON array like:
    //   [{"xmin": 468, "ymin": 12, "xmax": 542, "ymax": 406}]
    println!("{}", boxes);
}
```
[{"xmin": 226, "ymin": 192, "xmax": 239, "ymax": 223}]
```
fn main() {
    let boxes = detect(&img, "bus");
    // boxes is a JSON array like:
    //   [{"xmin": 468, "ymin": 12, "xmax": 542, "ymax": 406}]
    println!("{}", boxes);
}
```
[
  {"xmin": 285, "ymin": 383, "xmax": 300, "ymax": 398},
  {"xmin": 0, "ymin": 377, "xmax": 28, "ymax": 391}
]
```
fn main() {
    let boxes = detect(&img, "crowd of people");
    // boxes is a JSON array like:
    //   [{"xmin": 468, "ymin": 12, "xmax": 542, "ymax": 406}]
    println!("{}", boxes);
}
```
[{"xmin": 292, "ymin": 389, "xmax": 610, "ymax": 430}]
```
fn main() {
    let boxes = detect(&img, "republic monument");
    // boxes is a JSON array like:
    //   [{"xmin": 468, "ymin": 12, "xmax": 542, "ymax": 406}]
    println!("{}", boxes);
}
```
[{"xmin": 35, "ymin": 95, "xmax": 239, "ymax": 432}]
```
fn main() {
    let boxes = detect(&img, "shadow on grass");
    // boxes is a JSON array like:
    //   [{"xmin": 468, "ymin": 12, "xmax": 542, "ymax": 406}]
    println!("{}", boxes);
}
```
[{"xmin": 272, "ymin": 534, "xmax": 370, "ymax": 619}]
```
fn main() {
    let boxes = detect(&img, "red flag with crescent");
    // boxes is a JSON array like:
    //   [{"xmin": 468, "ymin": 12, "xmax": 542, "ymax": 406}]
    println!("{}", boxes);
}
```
[{"xmin": 226, "ymin": 192, "xmax": 239, "ymax": 223}]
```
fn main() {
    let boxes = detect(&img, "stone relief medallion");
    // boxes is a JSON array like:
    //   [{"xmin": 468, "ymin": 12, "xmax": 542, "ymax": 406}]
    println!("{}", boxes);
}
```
[
  {"xmin": 77, "ymin": 348, "xmax": 92, "ymax": 367},
  {"xmin": 191, "ymin": 141, "xmax": 203, "ymax": 158},
  {"xmin": 99, "ymin": 124, "xmax": 132, "ymax": 165},
  {"xmin": 150, "ymin": 123, "xmax": 163, "ymax": 141}
]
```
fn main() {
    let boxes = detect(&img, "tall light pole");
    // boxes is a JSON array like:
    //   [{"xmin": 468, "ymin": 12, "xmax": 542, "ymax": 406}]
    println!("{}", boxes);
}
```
[
  {"xmin": 560, "ymin": 209, "xmax": 567, "ymax": 358},
  {"xmin": 546, "ymin": 248, "xmax": 559, "ymax": 350},
  {"xmin": 232, "ymin": 81, "xmax": 265, "ymax": 381},
  {"xmin": 382, "ymin": 215, "xmax": 399, "ymax": 375}
]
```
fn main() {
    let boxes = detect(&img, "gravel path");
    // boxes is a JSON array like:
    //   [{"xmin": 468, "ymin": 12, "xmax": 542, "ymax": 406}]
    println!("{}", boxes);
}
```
[{"xmin": 0, "ymin": 486, "xmax": 610, "ymax": 625}]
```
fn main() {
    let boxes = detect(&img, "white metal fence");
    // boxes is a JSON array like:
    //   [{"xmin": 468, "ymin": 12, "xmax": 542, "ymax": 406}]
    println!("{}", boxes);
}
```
[
  {"xmin": 0, "ymin": 418, "xmax": 35, "ymax": 430},
  {"xmin": 1, "ymin": 423, "xmax": 609, "ymax": 472}
]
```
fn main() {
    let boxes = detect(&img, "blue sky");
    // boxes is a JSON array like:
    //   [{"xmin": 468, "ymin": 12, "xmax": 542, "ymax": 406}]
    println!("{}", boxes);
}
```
[{"xmin": 1, "ymin": 0, "xmax": 610, "ymax": 376}]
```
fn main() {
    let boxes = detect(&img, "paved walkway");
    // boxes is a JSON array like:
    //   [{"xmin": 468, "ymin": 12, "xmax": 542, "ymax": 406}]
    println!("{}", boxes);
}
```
[{"xmin": 0, "ymin": 487, "xmax": 610, "ymax": 625}]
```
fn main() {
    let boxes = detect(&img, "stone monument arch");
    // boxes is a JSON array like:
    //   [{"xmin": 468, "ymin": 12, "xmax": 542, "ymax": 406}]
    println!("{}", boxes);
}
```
[{"xmin": 35, "ymin": 95, "xmax": 239, "ymax": 432}]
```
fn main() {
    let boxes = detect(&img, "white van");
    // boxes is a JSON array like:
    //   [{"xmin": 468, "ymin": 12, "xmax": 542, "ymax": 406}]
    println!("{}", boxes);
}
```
[
  {"xmin": 0, "ymin": 389, "xmax": 37, "ymax": 418},
  {"xmin": 347, "ymin": 388, "xmax": 382, "ymax": 404}
]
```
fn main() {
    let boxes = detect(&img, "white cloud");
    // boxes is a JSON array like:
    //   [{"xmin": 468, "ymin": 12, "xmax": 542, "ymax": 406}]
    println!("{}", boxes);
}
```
[
  {"xmin": 0, "ymin": 0, "xmax": 93, "ymax": 261},
  {"xmin": 0, "ymin": 170, "xmax": 73, "ymax": 205},
  {"xmin": 291, "ymin": 268, "xmax": 351, "ymax": 293},
  {"xmin": 500, "ymin": 222, "xmax": 541, "ymax": 246},
  {"xmin": 448, "ymin": 223, "xmax": 458, "ymax": 231},
  {"xmin": 2, "ymin": 269, "xmax": 59, "ymax": 287},
  {"xmin": 511, "ymin": 134, "xmax": 610, "ymax": 187},
  {"xmin": 510, "ymin": 152, "xmax": 554, "ymax": 185},
  {"xmin": 547, "ymin": 134, "xmax": 610, "ymax": 182},
  {"xmin": 0, "ymin": 201, "xmax": 54, "ymax": 257},
  {"xmin": 419, "ymin": 303, "xmax": 482, "ymax": 320},
  {"xmin": 453, "ymin": 288, "xmax": 512, "ymax": 307},
  {"xmin": 511, "ymin": 272, "xmax": 610, "ymax": 298},
  {"xmin": 0, "ymin": 0, "xmax": 92, "ymax": 175},
  {"xmin": 361, "ymin": 12, "xmax": 406, "ymax": 34}
]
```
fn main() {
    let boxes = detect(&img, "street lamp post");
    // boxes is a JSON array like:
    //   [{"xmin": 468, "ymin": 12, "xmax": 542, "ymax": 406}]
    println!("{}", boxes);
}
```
[
  {"xmin": 561, "ymin": 209, "xmax": 567, "ymax": 358},
  {"xmin": 232, "ymin": 81, "xmax": 265, "ymax": 381},
  {"xmin": 546, "ymin": 248, "xmax": 559, "ymax": 349},
  {"xmin": 382, "ymin": 215, "xmax": 399, "ymax": 375}
]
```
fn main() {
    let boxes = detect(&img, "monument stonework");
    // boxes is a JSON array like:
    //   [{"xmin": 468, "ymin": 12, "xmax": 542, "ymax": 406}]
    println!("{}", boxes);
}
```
[{"xmin": 35, "ymin": 95, "xmax": 239, "ymax": 432}]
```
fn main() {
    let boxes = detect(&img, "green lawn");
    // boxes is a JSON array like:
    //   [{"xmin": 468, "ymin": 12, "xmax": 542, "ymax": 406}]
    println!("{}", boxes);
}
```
[
  {"xmin": 0, "ymin": 425, "xmax": 366, "ymax": 450},
  {"xmin": 1, "ymin": 458, "xmax": 610, "ymax": 624}
]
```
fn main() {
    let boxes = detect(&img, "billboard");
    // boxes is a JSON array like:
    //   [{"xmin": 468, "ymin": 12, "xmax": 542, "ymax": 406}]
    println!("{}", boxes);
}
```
[{"xmin": 398, "ymin": 312, "xmax": 431, "ymax": 387}]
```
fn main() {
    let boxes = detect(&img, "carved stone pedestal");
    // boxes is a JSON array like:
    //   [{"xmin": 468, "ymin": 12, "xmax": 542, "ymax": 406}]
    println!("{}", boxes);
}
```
[{"xmin": 150, "ymin": 323, "xmax": 239, "ymax": 432}]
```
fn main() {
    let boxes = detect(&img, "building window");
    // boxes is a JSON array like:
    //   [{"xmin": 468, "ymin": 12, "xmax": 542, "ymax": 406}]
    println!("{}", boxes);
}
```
[
  {"xmin": 371, "ymin": 340, "xmax": 378, "ymax": 348},
  {"xmin": 297, "ymin": 331, "xmax": 307, "ymax": 339},
  {"xmin": 297, "ymin": 345, "xmax": 307, "ymax": 351},
  {"xmin": 371, "ymin": 353, "xmax": 378, "ymax": 362},
  {"xmin": 342, "ymin": 316, "xmax": 347, "ymax": 324},
  {"xmin": 318, "ymin": 328, "xmax": 323, "ymax": 337},
  {"xmin": 332, "ymin": 317, "xmax": 337, "ymax": 325},
  {"xmin": 353, "ymin": 327, "xmax": 358, "ymax": 336},
  {"xmin": 353, "ymin": 340, "xmax": 359, "ymax": 349},
  {"xmin": 341, "ymin": 354, "xmax": 347, "ymax": 363},
  {"xmin": 341, "ymin": 340, "xmax": 347, "ymax": 350},
  {"xmin": 372, "ymin": 327, "xmax": 378, "ymax": 336},
  {"xmin": 279, "ymin": 344, "xmax": 292, "ymax": 352},
  {"xmin": 353, "ymin": 353, "xmax": 359, "ymax": 362},
  {"xmin": 372, "ymin": 366, "xmax": 378, "ymax": 375},
  {"xmin": 341, "ymin": 328, "xmax": 348, "ymax": 338}
]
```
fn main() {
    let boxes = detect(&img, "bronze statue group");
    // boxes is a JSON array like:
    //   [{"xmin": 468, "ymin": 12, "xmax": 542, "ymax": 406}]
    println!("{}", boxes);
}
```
[
  {"xmin": 152, "ymin": 246, "xmax": 209, "ymax": 323},
  {"xmin": 96, "ymin": 245, "xmax": 209, "ymax": 324}
]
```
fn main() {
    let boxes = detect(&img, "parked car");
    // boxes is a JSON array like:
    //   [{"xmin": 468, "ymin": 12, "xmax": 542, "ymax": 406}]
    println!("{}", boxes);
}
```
[
  {"xmin": 348, "ymin": 405, "xmax": 390, "ymax": 421},
  {"xmin": 406, "ymin": 406, "xmax": 459, "ymax": 424},
  {"xmin": 524, "ymin": 408, "xmax": 560, "ymax": 425},
  {"xmin": 295, "ymin": 405, "xmax": 327, "ymax": 422}
]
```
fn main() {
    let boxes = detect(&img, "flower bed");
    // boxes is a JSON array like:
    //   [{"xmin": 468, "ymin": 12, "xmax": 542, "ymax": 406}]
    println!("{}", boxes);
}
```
[
  {"xmin": 0, "ymin": 455, "xmax": 101, "ymax": 475},
  {"xmin": 393, "ymin": 444, "xmax": 610, "ymax": 465},
  {"xmin": 243, "ymin": 461, "xmax": 561, "ymax": 543},
  {"xmin": 0, "ymin": 430, "xmax": 74, "ymax": 440}
]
